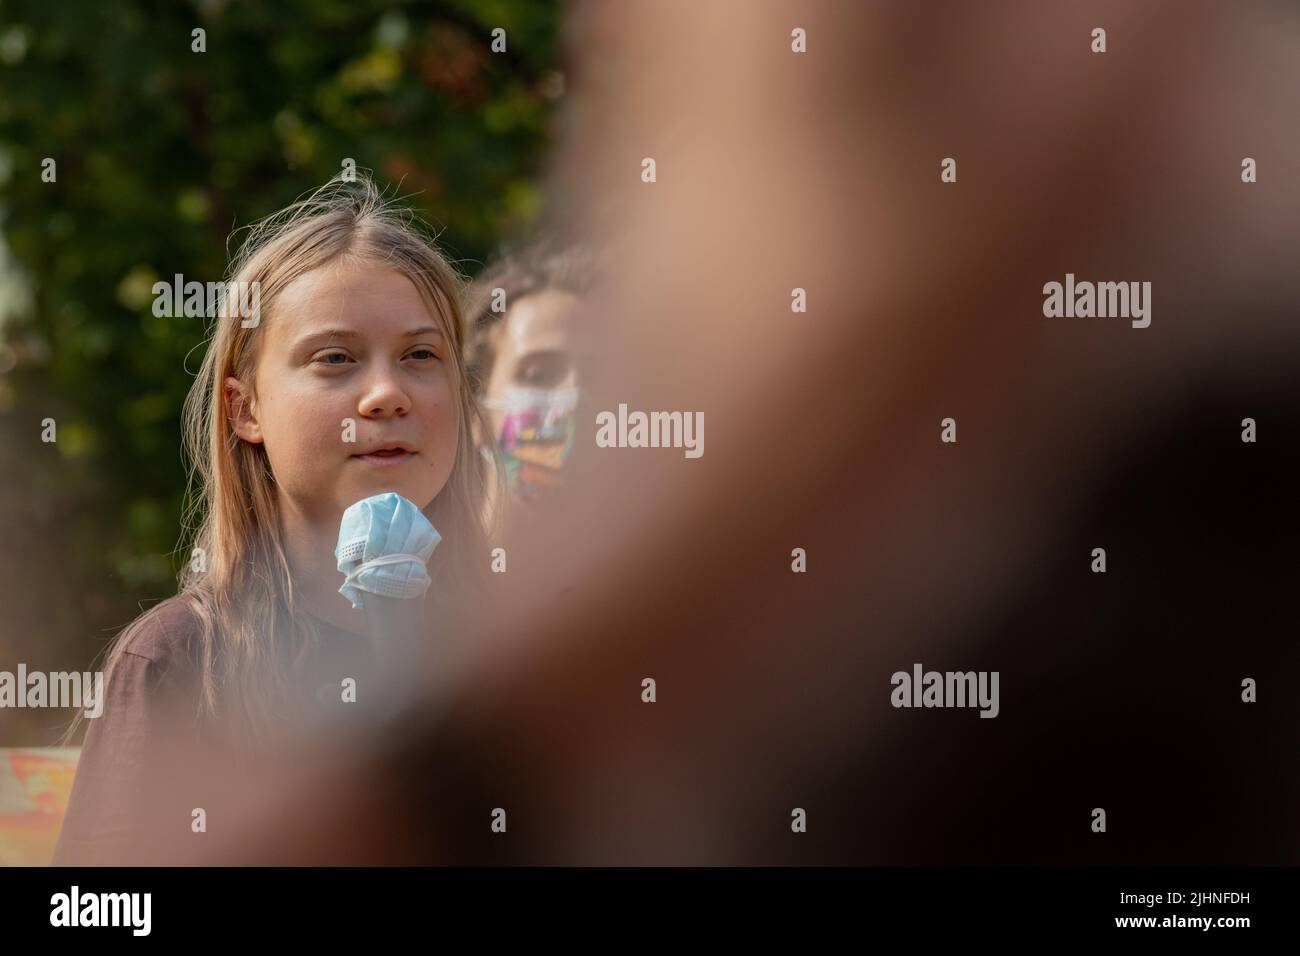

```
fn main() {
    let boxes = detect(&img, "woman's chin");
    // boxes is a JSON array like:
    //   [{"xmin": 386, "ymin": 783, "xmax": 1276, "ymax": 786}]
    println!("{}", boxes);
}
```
[{"xmin": 341, "ymin": 482, "xmax": 437, "ymax": 511}]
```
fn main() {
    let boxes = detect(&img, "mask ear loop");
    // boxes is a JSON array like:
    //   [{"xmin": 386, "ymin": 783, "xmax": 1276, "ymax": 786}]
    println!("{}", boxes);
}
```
[
  {"xmin": 340, "ymin": 553, "xmax": 431, "ymax": 603},
  {"xmin": 481, "ymin": 387, "xmax": 581, "ymax": 412}
]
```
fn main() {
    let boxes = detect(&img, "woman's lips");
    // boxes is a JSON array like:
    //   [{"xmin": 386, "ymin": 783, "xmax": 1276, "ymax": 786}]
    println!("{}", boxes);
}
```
[{"xmin": 351, "ymin": 449, "xmax": 416, "ymax": 466}]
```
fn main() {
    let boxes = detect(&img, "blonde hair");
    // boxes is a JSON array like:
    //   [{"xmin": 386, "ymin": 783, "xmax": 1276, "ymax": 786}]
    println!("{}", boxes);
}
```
[{"xmin": 67, "ymin": 173, "xmax": 496, "ymax": 753}]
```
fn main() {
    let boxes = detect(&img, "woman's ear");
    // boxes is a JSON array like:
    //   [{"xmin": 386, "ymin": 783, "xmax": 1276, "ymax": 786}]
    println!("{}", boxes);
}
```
[{"xmin": 224, "ymin": 377, "xmax": 264, "ymax": 444}]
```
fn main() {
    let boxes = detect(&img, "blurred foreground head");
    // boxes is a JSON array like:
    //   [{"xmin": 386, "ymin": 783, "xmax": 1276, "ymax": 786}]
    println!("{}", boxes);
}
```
[{"xmin": 135, "ymin": 0, "xmax": 1300, "ymax": 866}]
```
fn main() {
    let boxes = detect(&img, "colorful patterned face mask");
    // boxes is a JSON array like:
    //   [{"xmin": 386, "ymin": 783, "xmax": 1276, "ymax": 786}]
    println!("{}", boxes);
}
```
[{"xmin": 482, "ymin": 385, "xmax": 579, "ymax": 502}]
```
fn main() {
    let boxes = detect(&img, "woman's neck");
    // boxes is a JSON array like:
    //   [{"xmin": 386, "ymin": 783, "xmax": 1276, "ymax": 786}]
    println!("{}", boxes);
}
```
[{"xmin": 279, "ymin": 503, "xmax": 370, "ymax": 638}]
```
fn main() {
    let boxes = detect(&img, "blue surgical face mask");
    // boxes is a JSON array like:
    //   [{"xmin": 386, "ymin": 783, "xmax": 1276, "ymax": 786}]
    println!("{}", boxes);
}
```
[{"xmin": 334, "ymin": 493, "xmax": 442, "ymax": 609}]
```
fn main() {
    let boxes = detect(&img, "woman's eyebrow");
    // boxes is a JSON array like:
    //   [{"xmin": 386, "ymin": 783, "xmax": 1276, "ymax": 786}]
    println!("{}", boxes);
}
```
[{"xmin": 295, "ymin": 326, "xmax": 443, "ymax": 347}]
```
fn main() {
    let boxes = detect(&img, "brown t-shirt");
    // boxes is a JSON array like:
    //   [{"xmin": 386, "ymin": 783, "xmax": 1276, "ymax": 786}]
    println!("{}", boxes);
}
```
[{"xmin": 52, "ymin": 594, "xmax": 378, "ymax": 866}]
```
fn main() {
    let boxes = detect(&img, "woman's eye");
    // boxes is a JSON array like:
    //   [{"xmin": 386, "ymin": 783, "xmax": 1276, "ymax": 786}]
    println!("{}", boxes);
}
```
[
  {"xmin": 406, "ymin": 348, "xmax": 438, "ymax": 361},
  {"xmin": 315, "ymin": 351, "xmax": 352, "ymax": 366}
]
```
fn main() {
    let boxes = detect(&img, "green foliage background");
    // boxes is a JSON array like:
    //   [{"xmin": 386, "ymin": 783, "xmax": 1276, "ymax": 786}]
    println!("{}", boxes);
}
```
[{"xmin": 0, "ymin": 1, "xmax": 561, "ymax": 742}]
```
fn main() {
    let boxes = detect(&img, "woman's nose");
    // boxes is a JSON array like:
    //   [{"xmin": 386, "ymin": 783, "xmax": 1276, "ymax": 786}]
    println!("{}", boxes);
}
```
[{"xmin": 359, "ymin": 371, "xmax": 410, "ymax": 418}]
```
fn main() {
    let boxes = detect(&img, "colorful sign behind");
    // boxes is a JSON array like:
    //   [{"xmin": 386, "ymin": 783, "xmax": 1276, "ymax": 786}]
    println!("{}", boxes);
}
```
[{"xmin": 0, "ymin": 748, "xmax": 80, "ymax": 866}]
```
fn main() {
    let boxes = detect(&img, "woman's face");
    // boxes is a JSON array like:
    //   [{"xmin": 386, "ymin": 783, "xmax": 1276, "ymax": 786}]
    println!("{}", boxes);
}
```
[
  {"xmin": 482, "ymin": 289, "xmax": 579, "ymax": 431},
  {"xmin": 228, "ymin": 259, "xmax": 460, "ymax": 526},
  {"xmin": 481, "ymin": 289, "xmax": 581, "ymax": 502}
]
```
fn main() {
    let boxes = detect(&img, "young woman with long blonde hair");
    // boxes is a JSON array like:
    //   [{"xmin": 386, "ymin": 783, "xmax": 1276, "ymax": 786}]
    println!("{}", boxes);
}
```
[{"xmin": 54, "ymin": 174, "xmax": 495, "ymax": 864}]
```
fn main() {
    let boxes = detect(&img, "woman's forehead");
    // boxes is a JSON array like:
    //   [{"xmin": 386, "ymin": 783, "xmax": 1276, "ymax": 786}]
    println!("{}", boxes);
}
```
[
  {"xmin": 271, "ymin": 261, "xmax": 441, "ymax": 337},
  {"xmin": 502, "ymin": 289, "xmax": 579, "ymax": 352}
]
